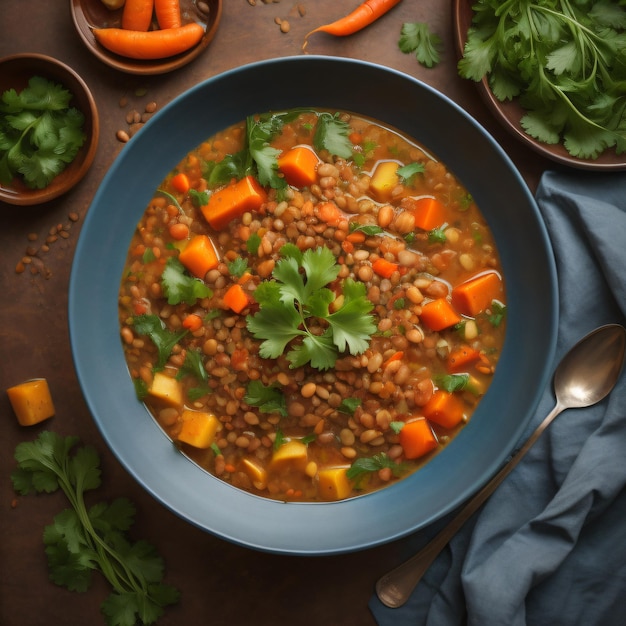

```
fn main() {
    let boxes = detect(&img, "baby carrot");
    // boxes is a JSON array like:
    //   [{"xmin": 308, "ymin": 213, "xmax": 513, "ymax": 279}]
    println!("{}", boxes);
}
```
[
  {"xmin": 122, "ymin": 0, "xmax": 154, "ymax": 32},
  {"xmin": 155, "ymin": 0, "xmax": 182, "ymax": 29},
  {"xmin": 303, "ymin": 0, "xmax": 403, "ymax": 51},
  {"xmin": 93, "ymin": 23, "xmax": 205, "ymax": 60}
]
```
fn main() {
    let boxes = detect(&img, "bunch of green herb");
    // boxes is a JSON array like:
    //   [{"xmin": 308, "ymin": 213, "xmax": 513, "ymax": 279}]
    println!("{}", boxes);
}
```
[
  {"xmin": 11, "ymin": 431, "xmax": 179, "ymax": 626},
  {"xmin": 458, "ymin": 0, "xmax": 626, "ymax": 159},
  {"xmin": 0, "ymin": 76, "xmax": 86, "ymax": 189},
  {"xmin": 246, "ymin": 246, "xmax": 376, "ymax": 370}
]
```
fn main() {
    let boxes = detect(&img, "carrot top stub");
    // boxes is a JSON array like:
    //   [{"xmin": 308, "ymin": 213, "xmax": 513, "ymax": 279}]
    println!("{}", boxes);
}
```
[{"xmin": 201, "ymin": 175, "xmax": 267, "ymax": 230}]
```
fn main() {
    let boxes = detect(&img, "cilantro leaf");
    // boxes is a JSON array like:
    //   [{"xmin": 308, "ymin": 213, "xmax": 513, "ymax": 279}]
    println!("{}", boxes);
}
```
[
  {"xmin": 396, "ymin": 162, "xmax": 425, "ymax": 184},
  {"xmin": 399, "ymin": 22, "xmax": 443, "ymax": 68},
  {"xmin": 346, "ymin": 453, "xmax": 407, "ymax": 484},
  {"xmin": 313, "ymin": 112, "xmax": 354, "ymax": 159},
  {"xmin": 132, "ymin": 314, "xmax": 188, "ymax": 370},
  {"xmin": 11, "ymin": 432, "xmax": 179, "ymax": 625},
  {"xmin": 338, "ymin": 397, "xmax": 361, "ymax": 415},
  {"xmin": 244, "ymin": 380, "xmax": 288, "ymax": 416},
  {"xmin": 247, "ymin": 247, "xmax": 376, "ymax": 370},
  {"xmin": 161, "ymin": 257, "xmax": 212, "ymax": 306}
]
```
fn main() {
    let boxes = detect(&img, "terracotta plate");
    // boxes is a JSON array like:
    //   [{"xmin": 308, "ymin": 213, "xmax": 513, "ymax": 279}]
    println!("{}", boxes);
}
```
[
  {"xmin": 70, "ymin": 0, "xmax": 222, "ymax": 75},
  {"xmin": 453, "ymin": 0, "xmax": 626, "ymax": 170}
]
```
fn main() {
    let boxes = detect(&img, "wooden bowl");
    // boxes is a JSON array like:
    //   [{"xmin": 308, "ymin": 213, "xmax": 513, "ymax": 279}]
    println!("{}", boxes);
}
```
[
  {"xmin": 0, "ymin": 54, "xmax": 99, "ymax": 206},
  {"xmin": 453, "ymin": 0, "xmax": 626, "ymax": 170},
  {"xmin": 70, "ymin": 0, "xmax": 222, "ymax": 75}
]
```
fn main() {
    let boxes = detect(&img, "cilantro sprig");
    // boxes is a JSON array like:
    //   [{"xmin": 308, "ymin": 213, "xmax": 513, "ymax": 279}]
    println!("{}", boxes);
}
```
[
  {"xmin": 0, "ymin": 76, "xmax": 86, "ymax": 189},
  {"xmin": 11, "ymin": 431, "xmax": 179, "ymax": 626},
  {"xmin": 398, "ymin": 22, "xmax": 443, "ymax": 68},
  {"xmin": 458, "ymin": 0, "xmax": 626, "ymax": 158},
  {"xmin": 246, "ymin": 246, "xmax": 376, "ymax": 370}
]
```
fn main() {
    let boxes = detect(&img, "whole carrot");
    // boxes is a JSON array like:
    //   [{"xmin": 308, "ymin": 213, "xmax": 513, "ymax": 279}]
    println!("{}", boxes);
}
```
[
  {"xmin": 122, "ymin": 0, "xmax": 155, "ymax": 32},
  {"xmin": 93, "ymin": 23, "xmax": 205, "ymax": 59},
  {"xmin": 302, "ymin": 0, "xmax": 402, "ymax": 51},
  {"xmin": 155, "ymin": 0, "xmax": 182, "ymax": 29}
]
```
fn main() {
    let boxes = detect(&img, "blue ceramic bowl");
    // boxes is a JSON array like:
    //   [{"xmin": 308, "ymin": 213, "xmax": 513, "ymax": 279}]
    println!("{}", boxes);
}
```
[{"xmin": 69, "ymin": 56, "xmax": 558, "ymax": 555}]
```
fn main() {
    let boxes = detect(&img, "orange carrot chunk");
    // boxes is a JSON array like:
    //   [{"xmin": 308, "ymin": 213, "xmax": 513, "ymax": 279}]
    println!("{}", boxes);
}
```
[
  {"xmin": 93, "ymin": 23, "xmax": 205, "ymax": 60},
  {"xmin": 423, "ymin": 390, "xmax": 465, "ymax": 429},
  {"xmin": 182, "ymin": 313, "xmax": 203, "ymax": 332},
  {"xmin": 399, "ymin": 418, "xmax": 438, "ymax": 460},
  {"xmin": 170, "ymin": 172, "xmax": 190, "ymax": 194},
  {"xmin": 411, "ymin": 197, "xmax": 447, "ymax": 231},
  {"xmin": 178, "ymin": 234, "xmax": 219, "ymax": 278},
  {"xmin": 317, "ymin": 201, "xmax": 344, "ymax": 226},
  {"xmin": 420, "ymin": 298, "xmax": 462, "ymax": 331},
  {"xmin": 223, "ymin": 283, "xmax": 250, "ymax": 314},
  {"xmin": 372, "ymin": 257, "xmax": 399, "ymax": 279},
  {"xmin": 277, "ymin": 146, "xmax": 320, "ymax": 188},
  {"xmin": 122, "ymin": 0, "xmax": 154, "ymax": 32},
  {"xmin": 447, "ymin": 345, "xmax": 481, "ymax": 373},
  {"xmin": 155, "ymin": 0, "xmax": 182, "ymax": 29},
  {"xmin": 451, "ymin": 271, "xmax": 504, "ymax": 317},
  {"xmin": 201, "ymin": 175, "xmax": 267, "ymax": 231}
]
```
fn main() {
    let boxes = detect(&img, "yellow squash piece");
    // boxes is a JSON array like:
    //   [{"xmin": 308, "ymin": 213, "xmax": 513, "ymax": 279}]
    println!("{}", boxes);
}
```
[
  {"xmin": 318, "ymin": 467, "xmax": 352, "ymax": 501},
  {"xmin": 370, "ymin": 161, "xmax": 399, "ymax": 201},
  {"xmin": 177, "ymin": 409, "xmax": 220, "ymax": 449},
  {"xmin": 270, "ymin": 440, "xmax": 308, "ymax": 471},
  {"xmin": 242, "ymin": 458, "xmax": 268, "ymax": 490},
  {"xmin": 7, "ymin": 379, "xmax": 55, "ymax": 426},
  {"xmin": 148, "ymin": 372, "xmax": 183, "ymax": 408}
]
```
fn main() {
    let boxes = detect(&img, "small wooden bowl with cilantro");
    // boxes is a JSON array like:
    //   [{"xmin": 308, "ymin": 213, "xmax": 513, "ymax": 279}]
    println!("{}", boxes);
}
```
[{"xmin": 0, "ymin": 53, "xmax": 99, "ymax": 205}]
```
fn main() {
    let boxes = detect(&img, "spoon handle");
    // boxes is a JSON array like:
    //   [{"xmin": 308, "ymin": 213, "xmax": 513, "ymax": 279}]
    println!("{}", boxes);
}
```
[{"xmin": 375, "ymin": 401, "xmax": 563, "ymax": 609}]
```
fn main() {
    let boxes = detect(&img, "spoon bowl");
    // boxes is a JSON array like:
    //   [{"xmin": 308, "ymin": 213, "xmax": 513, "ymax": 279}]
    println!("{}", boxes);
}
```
[{"xmin": 376, "ymin": 323, "xmax": 626, "ymax": 609}]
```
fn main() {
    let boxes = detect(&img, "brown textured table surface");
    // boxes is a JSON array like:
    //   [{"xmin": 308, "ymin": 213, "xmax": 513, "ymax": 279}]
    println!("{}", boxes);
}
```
[{"xmin": 0, "ymin": 2, "xmax": 555, "ymax": 625}]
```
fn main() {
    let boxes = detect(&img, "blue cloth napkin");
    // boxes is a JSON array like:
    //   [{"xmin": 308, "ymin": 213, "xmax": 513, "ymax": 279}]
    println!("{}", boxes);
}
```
[{"xmin": 369, "ymin": 170, "xmax": 626, "ymax": 626}]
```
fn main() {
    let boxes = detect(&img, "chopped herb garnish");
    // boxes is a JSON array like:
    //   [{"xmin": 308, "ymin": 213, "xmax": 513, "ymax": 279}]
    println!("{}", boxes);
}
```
[
  {"xmin": 346, "ymin": 453, "xmax": 407, "ymax": 483},
  {"xmin": 348, "ymin": 223, "xmax": 385, "ymax": 236},
  {"xmin": 435, "ymin": 373, "xmax": 470, "ymax": 393},
  {"xmin": 246, "ymin": 232, "xmax": 262, "ymax": 255},
  {"xmin": 161, "ymin": 257, "xmax": 212, "ymax": 306},
  {"xmin": 132, "ymin": 314, "xmax": 187, "ymax": 371},
  {"xmin": 244, "ymin": 380, "xmax": 288, "ymax": 417},
  {"xmin": 337, "ymin": 397, "xmax": 362, "ymax": 415},
  {"xmin": 246, "ymin": 247, "xmax": 376, "ymax": 370},
  {"xmin": 176, "ymin": 348, "xmax": 208, "ymax": 384},
  {"xmin": 396, "ymin": 162, "xmax": 425, "ymax": 184},
  {"xmin": 488, "ymin": 300, "xmax": 507, "ymax": 327},
  {"xmin": 313, "ymin": 112, "xmax": 354, "ymax": 160},
  {"xmin": 428, "ymin": 223, "xmax": 448, "ymax": 244},
  {"xmin": 228, "ymin": 256, "xmax": 249, "ymax": 278},
  {"xmin": 189, "ymin": 188, "xmax": 209, "ymax": 208}
]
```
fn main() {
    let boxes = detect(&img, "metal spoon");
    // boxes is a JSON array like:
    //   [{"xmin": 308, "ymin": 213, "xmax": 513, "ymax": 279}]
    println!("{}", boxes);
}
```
[{"xmin": 376, "ymin": 323, "xmax": 626, "ymax": 609}]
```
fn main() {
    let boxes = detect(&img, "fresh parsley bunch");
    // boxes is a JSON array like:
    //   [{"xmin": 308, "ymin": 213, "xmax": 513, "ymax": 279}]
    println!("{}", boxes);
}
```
[
  {"xmin": 247, "ymin": 246, "xmax": 376, "ymax": 370},
  {"xmin": 11, "ymin": 431, "xmax": 179, "ymax": 626},
  {"xmin": 458, "ymin": 0, "xmax": 626, "ymax": 159},
  {"xmin": 0, "ymin": 76, "xmax": 86, "ymax": 188}
]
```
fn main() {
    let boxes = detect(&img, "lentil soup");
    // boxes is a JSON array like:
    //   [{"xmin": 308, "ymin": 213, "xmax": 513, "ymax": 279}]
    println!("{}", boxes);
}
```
[{"xmin": 118, "ymin": 108, "xmax": 506, "ymax": 503}]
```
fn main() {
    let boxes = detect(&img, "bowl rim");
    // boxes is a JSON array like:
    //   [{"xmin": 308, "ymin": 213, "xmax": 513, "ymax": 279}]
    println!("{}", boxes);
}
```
[
  {"xmin": 0, "ymin": 52, "xmax": 100, "ymax": 206},
  {"xmin": 69, "ymin": 55, "xmax": 559, "ymax": 554}
]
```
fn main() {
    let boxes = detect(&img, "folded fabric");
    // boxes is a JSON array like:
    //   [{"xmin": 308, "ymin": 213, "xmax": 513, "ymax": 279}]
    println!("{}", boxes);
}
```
[{"xmin": 369, "ymin": 170, "xmax": 626, "ymax": 626}]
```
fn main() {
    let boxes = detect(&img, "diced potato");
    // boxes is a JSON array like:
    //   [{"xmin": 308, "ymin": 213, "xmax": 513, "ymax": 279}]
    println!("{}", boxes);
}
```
[
  {"xmin": 242, "ymin": 458, "xmax": 268, "ymax": 490},
  {"xmin": 270, "ymin": 440, "xmax": 308, "ymax": 471},
  {"xmin": 369, "ymin": 161, "xmax": 399, "ymax": 201},
  {"xmin": 7, "ymin": 378, "xmax": 55, "ymax": 426},
  {"xmin": 176, "ymin": 409, "xmax": 220, "ymax": 449},
  {"xmin": 318, "ymin": 467, "xmax": 352, "ymax": 501},
  {"xmin": 148, "ymin": 372, "xmax": 183, "ymax": 407}
]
